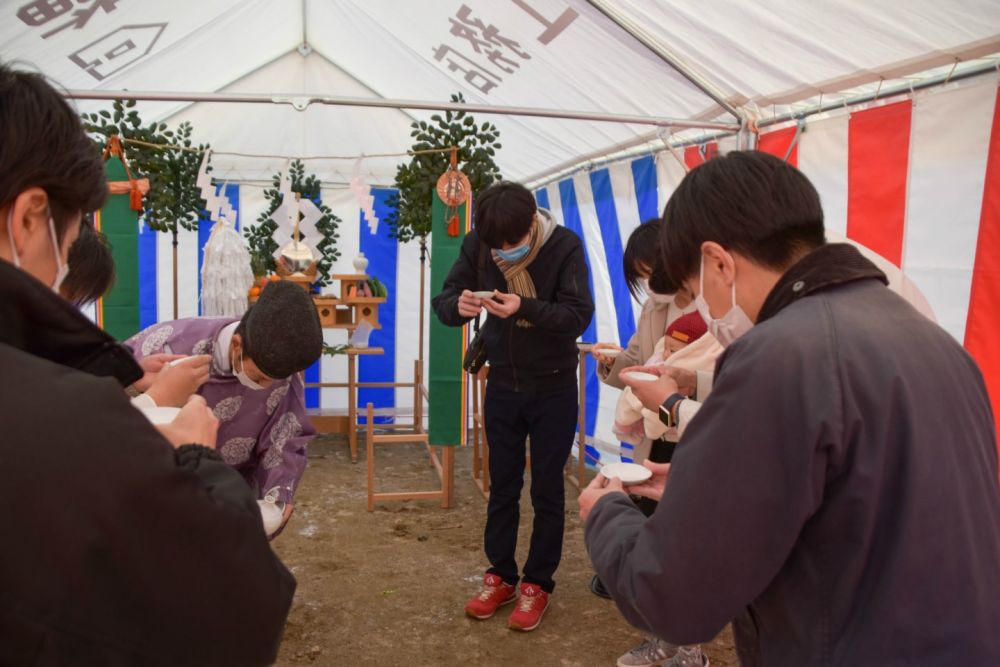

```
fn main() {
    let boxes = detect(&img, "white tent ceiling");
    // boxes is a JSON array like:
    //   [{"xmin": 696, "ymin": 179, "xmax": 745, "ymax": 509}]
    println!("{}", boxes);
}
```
[{"xmin": 3, "ymin": 0, "xmax": 999, "ymax": 185}]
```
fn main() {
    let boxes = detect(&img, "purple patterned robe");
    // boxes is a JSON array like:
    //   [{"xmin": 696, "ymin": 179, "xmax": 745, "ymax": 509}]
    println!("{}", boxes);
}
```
[{"xmin": 124, "ymin": 317, "xmax": 315, "ymax": 503}]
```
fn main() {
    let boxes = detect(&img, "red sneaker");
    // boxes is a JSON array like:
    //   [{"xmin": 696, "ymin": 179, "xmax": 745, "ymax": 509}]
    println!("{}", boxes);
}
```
[
  {"xmin": 507, "ymin": 583, "xmax": 549, "ymax": 631},
  {"xmin": 465, "ymin": 573, "xmax": 518, "ymax": 619}
]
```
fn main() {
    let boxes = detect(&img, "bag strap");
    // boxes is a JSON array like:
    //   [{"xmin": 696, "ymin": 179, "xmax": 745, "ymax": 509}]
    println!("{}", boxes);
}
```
[{"xmin": 474, "ymin": 242, "xmax": 488, "ymax": 333}]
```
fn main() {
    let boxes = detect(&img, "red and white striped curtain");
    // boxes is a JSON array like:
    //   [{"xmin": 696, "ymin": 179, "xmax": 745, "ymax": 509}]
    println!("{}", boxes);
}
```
[
  {"xmin": 768, "ymin": 76, "xmax": 1000, "ymax": 453},
  {"xmin": 655, "ymin": 75, "xmax": 999, "ymax": 455}
]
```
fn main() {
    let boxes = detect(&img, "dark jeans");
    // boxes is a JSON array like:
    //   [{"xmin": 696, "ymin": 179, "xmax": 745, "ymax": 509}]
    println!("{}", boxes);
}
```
[
  {"xmin": 635, "ymin": 438, "xmax": 676, "ymax": 517},
  {"xmin": 484, "ymin": 383, "xmax": 578, "ymax": 593}
]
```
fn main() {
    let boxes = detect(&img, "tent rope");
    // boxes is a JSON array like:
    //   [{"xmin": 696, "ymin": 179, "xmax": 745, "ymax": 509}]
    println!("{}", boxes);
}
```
[
  {"xmin": 120, "ymin": 137, "xmax": 455, "ymax": 160},
  {"xmin": 945, "ymin": 58, "xmax": 960, "ymax": 85}
]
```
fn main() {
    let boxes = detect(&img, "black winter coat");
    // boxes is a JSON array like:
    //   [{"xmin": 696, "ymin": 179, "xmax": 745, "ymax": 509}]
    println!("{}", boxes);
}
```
[
  {"xmin": 0, "ymin": 260, "xmax": 295, "ymax": 666},
  {"xmin": 432, "ymin": 226, "xmax": 594, "ymax": 392}
]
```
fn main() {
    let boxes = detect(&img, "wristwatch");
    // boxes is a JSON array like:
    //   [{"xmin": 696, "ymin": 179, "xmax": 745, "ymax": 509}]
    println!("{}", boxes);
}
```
[{"xmin": 659, "ymin": 392, "xmax": 686, "ymax": 428}]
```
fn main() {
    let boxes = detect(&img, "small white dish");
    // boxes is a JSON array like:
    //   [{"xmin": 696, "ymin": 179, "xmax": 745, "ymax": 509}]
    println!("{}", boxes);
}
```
[
  {"xmin": 139, "ymin": 406, "xmax": 181, "ymax": 425},
  {"xmin": 258, "ymin": 499, "xmax": 286, "ymax": 536},
  {"xmin": 599, "ymin": 462, "xmax": 653, "ymax": 485},
  {"xmin": 471, "ymin": 290, "xmax": 495, "ymax": 299},
  {"xmin": 600, "ymin": 348, "xmax": 623, "ymax": 359},
  {"xmin": 168, "ymin": 356, "xmax": 198, "ymax": 367},
  {"xmin": 624, "ymin": 371, "xmax": 659, "ymax": 382}
]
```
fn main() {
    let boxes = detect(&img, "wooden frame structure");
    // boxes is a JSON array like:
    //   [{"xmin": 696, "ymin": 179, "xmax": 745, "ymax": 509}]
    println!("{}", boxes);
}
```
[
  {"xmin": 365, "ymin": 403, "xmax": 453, "ymax": 511},
  {"xmin": 470, "ymin": 367, "xmax": 490, "ymax": 499},
  {"xmin": 302, "ymin": 272, "xmax": 454, "ymax": 509},
  {"xmin": 305, "ymin": 272, "xmax": 424, "ymax": 458},
  {"xmin": 467, "ymin": 345, "xmax": 594, "ymax": 498},
  {"xmin": 308, "ymin": 353, "xmax": 425, "ymax": 463}
]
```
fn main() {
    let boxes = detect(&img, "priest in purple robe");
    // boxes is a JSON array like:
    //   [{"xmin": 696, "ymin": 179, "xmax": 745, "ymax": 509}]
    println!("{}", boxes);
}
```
[{"xmin": 125, "ymin": 281, "xmax": 323, "ymax": 535}]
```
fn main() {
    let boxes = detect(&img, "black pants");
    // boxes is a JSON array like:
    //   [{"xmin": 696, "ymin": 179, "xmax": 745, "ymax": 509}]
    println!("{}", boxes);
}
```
[
  {"xmin": 484, "ymin": 383, "xmax": 578, "ymax": 593},
  {"xmin": 635, "ymin": 439, "xmax": 676, "ymax": 517}
]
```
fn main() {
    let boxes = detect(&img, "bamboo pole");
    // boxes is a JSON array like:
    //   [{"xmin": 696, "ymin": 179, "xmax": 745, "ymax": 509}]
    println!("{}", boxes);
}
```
[{"xmin": 171, "ymin": 229, "xmax": 179, "ymax": 319}]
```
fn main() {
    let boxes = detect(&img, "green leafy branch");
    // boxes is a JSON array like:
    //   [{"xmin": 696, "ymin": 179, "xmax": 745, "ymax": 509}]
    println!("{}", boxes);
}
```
[
  {"xmin": 81, "ymin": 99, "xmax": 209, "ymax": 233},
  {"xmin": 322, "ymin": 343, "xmax": 349, "ymax": 357},
  {"xmin": 388, "ymin": 93, "xmax": 502, "ymax": 243}
]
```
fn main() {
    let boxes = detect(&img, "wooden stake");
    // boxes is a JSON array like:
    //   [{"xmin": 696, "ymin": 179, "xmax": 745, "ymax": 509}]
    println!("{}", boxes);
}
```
[
  {"xmin": 418, "ymin": 236, "xmax": 427, "ymax": 371},
  {"xmin": 172, "ymin": 229, "xmax": 179, "ymax": 319}
]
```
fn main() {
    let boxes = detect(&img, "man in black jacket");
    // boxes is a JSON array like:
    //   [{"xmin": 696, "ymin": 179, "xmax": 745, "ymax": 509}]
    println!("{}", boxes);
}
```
[
  {"xmin": 0, "ymin": 62, "xmax": 294, "ymax": 665},
  {"xmin": 433, "ymin": 181, "xmax": 593, "ymax": 632},
  {"xmin": 579, "ymin": 151, "xmax": 1000, "ymax": 665}
]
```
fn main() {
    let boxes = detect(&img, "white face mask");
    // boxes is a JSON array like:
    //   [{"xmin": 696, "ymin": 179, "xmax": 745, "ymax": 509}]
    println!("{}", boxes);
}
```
[
  {"xmin": 232, "ymin": 349, "xmax": 265, "ymax": 390},
  {"xmin": 693, "ymin": 254, "xmax": 754, "ymax": 347},
  {"xmin": 6, "ymin": 207, "xmax": 70, "ymax": 294}
]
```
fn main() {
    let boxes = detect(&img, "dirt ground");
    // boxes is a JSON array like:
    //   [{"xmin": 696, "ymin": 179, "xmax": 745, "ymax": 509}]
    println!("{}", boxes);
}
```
[{"xmin": 273, "ymin": 435, "xmax": 738, "ymax": 667}]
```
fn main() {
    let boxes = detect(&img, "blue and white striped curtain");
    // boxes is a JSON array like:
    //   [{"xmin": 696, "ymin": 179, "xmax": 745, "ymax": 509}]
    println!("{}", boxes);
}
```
[
  {"xmin": 536, "ymin": 153, "xmax": 687, "ymax": 464},
  {"xmin": 129, "ymin": 151, "xmax": 687, "ymax": 461},
  {"xmin": 137, "ymin": 183, "xmax": 427, "ymax": 422}
]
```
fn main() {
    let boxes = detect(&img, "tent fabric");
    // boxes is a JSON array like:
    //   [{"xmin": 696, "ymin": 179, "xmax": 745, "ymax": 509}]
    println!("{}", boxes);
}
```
[
  {"xmin": 602, "ymin": 1, "xmax": 1000, "ymax": 108},
  {"xmin": 6, "ymin": 3, "xmax": 999, "ymax": 457},
  {"xmin": 847, "ymin": 100, "xmax": 912, "ymax": 267},
  {"xmin": 113, "ymin": 72, "xmax": 995, "ymax": 463},
  {"xmin": 966, "ymin": 87, "xmax": 1000, "ymax": 448},
  {"xmin": 3, "ymin": 1, "xmax": 998, "ymax": 184}
]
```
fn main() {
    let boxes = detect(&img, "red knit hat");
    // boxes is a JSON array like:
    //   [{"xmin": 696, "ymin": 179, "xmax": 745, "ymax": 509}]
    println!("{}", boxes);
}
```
[{"xmin": 664, "ymin": 311, "xmax": 708, "ymax": 344}]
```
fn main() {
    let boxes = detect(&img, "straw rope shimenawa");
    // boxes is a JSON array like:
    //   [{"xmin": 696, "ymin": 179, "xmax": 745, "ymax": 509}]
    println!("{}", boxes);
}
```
[{"xmin": 119, "ymin": 137, "xmax": 456, "ymax": 161}]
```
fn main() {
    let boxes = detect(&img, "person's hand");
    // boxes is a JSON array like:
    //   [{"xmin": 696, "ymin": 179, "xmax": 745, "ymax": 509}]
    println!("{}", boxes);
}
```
[
  {"xmin": 626, "ymin": 461, "xmax": 672, "ymax": 503},
  {"xmin": 578, "ymin": 473, "xmax": 627, "ymax": 522},
  {"xmin": 133, "ymin": 353, "xmax": 185, "ymax": 391},
  {"xmin": 156, "ymin": 395, "xmax": 220, "ymax": 449},
  {"xmin": 457, "ymin": 290, "xmax": 485, "ymax": 318},
  {"xmin": 279, "ymin": 503, "xmax": 295, "ymax": 531},
  {"xmin": 144, "ymin": 355, "xmax": 211, "ymax": 407},
  {"xmin": 592, "ymin": 342, "xmax": 623, "ymax": 366},
  {"xmin": 619, "ymin": 365, "xmax": 679, "ymax": 411},
  {"xmin": 660, "ymin": 366, "xmax": 697, "ymax": 397},
  {"xmin": 483, "ymin": 291, "xmax": 521, "ymax": 319}
]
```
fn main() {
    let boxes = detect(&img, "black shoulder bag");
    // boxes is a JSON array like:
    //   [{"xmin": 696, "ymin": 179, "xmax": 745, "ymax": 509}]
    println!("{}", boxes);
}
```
[{"xmin": 462, "ymin": 243, "xmax": 489, "ymax": 374}]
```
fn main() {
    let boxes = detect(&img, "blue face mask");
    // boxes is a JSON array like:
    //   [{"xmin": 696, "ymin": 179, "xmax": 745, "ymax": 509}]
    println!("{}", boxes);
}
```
[{"xmin": 496, "ymin": 244, "xmax": 530, "ymax": 263}]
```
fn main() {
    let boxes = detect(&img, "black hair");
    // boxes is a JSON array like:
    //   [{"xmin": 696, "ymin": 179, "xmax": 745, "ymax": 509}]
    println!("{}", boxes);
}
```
[
  {"xmin": 660, "ymin": 151, "xmax": 825, "ymax": 288},
  {"xmin": 473, "ymin": 181, "xmax": 536, "ymax": 249},
  {"xmin": 62, "ymin": 220, "xmax": 115, "ymax": 305},
  {"xmin": 648, "ymin": 252, "xmax": 680, "ymax": 297},
  {"xmin": 623, "ymin": 219, "xmax": 664, "ymax": 301},
  {"xmin": 0, "ymin": 62, "xmax": 106, "ymax": 241}
]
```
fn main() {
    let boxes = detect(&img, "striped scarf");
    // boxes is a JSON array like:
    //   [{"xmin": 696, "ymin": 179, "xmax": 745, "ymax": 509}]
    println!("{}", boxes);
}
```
[{"xmin": 491, "ymin": 208, "xmax": 556, "ymax": 299}]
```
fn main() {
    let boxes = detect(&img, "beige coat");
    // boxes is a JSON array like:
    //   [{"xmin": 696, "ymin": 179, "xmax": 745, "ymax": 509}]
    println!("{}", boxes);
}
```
[
  {"xmin": 614, "ymin": 332, "xmax": 724, "ymax": 460},
  {"xmin": 598, "ymin": 295, "xmax": 695, "ymax": 389}
]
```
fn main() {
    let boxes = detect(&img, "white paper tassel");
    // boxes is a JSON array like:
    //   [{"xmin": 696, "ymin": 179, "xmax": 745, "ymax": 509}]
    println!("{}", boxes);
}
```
[
  {"xmin": 201, "ymin": 216, "xmax": 255, "ymax": 317},
  {"xmin": 351, "ymin": 157, "xmax": 378, "ymax": 234}
]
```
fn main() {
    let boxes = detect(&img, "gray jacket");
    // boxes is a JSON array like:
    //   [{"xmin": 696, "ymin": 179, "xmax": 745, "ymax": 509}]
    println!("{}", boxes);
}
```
[{"xmin": 585, "ymin": 244, "xmax": 1000, "ymax": 666}]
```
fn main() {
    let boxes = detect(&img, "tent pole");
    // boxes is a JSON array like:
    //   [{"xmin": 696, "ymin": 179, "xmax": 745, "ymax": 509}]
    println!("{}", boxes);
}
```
[
  {"xmin": 527, "ymin": 66, "xmax": 998, "ymax": 189},
  {"xmin": 526, "ymin": 128, "xmax": 736, "ymax": 189},
  {"xmin": 62, "ymin": 89, "xmax": 739, "ymax": 132},
  {"xmin": 738, "ymin": 119, "xmax": 757, "ymax": 151},
  {"xmin": 584, "ymin": 0, "xmax": 744, "ymax": 123},
  {"xmin": 171, "ymin": 228, "xmax": 179, "ymax": 319},
  {"xmin": 755, "ymin": 61, "xmax": 999, "ymax": 130},
  {"xmin": 418, "ymin": 236, "xmax": 427, "ymax": 374}
]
